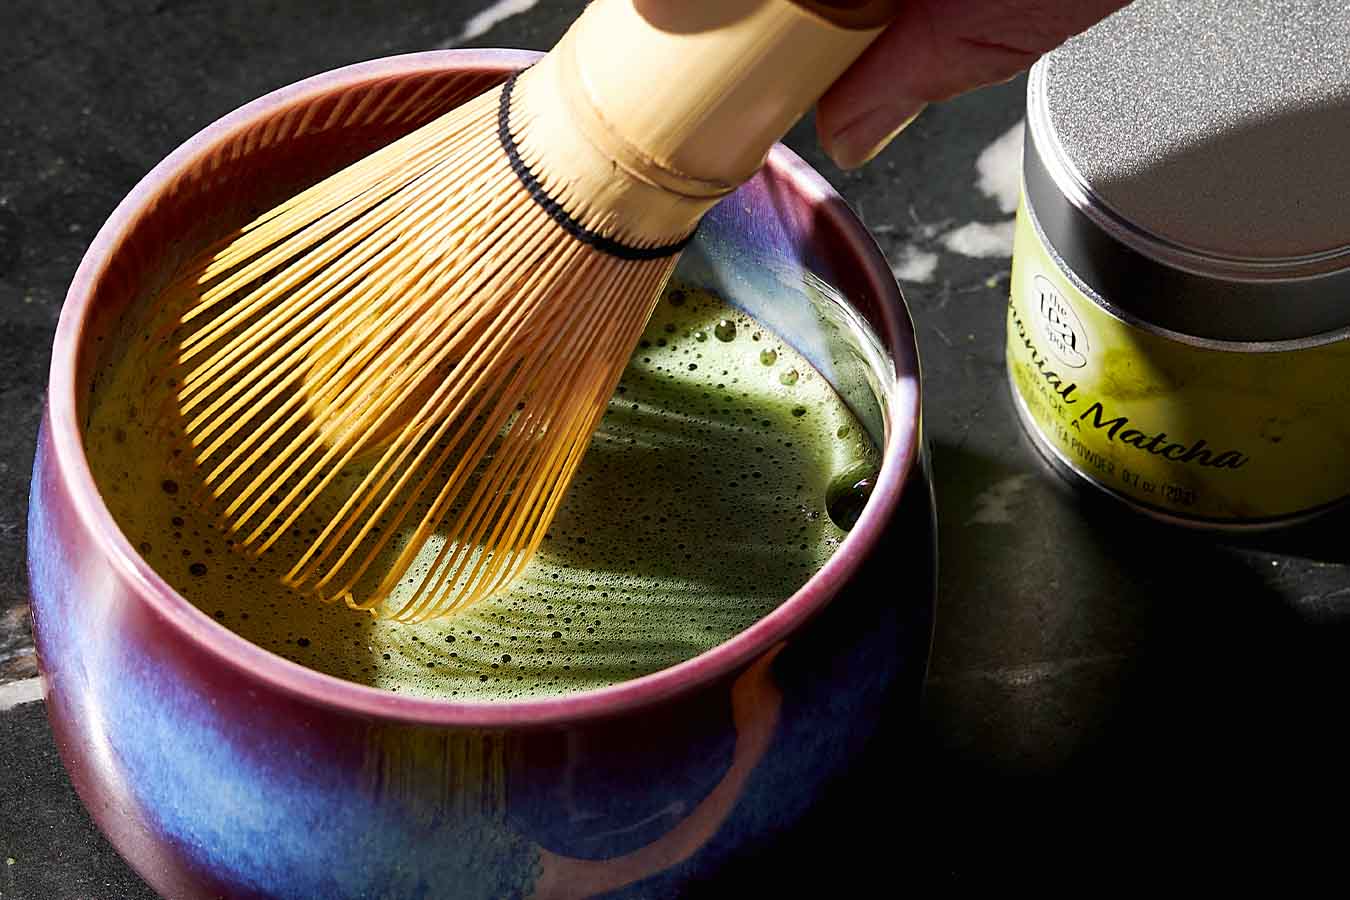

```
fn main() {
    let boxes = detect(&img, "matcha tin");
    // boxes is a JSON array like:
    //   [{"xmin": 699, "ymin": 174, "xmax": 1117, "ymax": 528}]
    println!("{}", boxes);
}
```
[{"xmin": 1006, "ymin": 0, "xmax": 1350, "ymax": 528}]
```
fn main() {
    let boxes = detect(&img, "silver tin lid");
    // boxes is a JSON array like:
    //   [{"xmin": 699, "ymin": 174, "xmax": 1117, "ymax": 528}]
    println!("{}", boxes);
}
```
[{"xmin": 1025, "ymin": 0, "xmax": 1350, "ymax": 343}]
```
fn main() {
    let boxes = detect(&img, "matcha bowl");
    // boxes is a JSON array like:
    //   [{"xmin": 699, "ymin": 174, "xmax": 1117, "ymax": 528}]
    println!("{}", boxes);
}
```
[{"xmin": 28, "ymin": 50, "xmax": 934, "ymax": 898}]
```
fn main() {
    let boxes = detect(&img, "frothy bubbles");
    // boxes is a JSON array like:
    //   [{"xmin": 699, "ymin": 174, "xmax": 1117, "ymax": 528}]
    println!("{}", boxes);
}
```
[{"xmin": 83, "ymin": 283, "xmax": 881, "ymax": 701}]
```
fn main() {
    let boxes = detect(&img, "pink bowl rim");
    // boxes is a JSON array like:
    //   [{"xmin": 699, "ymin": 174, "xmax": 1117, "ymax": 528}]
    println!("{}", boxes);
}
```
[{"xmin": 47, "ymin": 48, "xmax": 922, "ymax": 728}]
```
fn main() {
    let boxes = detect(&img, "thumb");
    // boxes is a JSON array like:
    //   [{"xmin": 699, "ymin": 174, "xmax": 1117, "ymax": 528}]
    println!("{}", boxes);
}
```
[{"xmin": 817, "ymin": 0, "xmax": 1130, "ymax": 169}]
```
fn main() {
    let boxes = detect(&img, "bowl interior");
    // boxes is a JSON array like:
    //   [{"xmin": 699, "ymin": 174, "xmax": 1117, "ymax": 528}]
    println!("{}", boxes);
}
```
[{"xmin": 57, "ymin": 51, "xmax": 919, "ymax": 719}]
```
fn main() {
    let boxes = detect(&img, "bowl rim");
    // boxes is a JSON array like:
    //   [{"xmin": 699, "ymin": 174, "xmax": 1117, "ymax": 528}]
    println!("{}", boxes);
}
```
[{"xmin": 47, "ymin": 48, "xmax": 923, "ymax": 728}]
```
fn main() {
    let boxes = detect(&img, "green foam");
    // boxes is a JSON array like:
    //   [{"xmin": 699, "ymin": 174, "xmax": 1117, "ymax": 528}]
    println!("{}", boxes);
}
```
[{"xmin": 85, "ymin": 284, "xmax": 878, "ymax": 701}]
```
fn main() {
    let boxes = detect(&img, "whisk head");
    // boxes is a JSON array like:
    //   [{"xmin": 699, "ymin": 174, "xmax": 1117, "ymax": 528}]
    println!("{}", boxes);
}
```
[{"xmin": 161, "ymin": 68, "xmax": 701, "ymax": 621}]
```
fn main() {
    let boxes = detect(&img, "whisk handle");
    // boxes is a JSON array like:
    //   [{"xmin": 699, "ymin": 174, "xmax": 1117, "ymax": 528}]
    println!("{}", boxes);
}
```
[{"xmin": 559, "ymin": 0, "xmax": 900, "ymax": 193}]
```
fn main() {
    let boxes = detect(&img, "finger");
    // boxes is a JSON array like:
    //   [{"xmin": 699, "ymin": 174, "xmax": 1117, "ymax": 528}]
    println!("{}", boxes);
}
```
[{"xmin": 818, "ymin": 0, "xmax": 1130, "ymax": 168}]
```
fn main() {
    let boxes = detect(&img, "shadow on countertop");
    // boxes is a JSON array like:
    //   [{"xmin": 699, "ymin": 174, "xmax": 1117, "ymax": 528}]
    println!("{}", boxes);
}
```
[{"xmin": 902, "ymin": 418, "xmax": 1350, "ymax": 882}]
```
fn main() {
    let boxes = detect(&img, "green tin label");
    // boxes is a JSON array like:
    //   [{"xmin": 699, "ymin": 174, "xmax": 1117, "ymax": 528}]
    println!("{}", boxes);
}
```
[{"xmin": 1007, "ymin": 196, "xmax": 1350, "ymax": 523}]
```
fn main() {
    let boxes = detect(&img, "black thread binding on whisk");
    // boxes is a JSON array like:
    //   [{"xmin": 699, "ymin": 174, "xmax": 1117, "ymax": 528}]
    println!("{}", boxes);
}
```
[{"xmin": 498, "ymin": 72, "xmax": 695, "ymax": 261}]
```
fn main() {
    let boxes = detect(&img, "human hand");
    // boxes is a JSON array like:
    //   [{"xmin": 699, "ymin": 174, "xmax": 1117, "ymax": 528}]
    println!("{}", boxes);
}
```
[{"xmin": 817, "ymin": 0, "xmax": 1132, "ymax": 168}]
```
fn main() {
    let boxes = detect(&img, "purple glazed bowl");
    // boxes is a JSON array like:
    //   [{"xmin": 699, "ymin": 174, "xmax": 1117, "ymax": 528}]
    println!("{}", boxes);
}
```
[{"xmin": 29, "ymin": 50, "xmax": 934, "ymax": 899}]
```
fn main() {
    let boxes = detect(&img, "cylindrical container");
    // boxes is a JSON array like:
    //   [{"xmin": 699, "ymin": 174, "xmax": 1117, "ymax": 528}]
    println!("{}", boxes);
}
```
[
  {"xmin": 29, "ymin": 51, "xmax": 934, "ymax": 899},
  {"xmin": 1006, "ymin": 0, "xmax": 1350, "ymax": 528}
]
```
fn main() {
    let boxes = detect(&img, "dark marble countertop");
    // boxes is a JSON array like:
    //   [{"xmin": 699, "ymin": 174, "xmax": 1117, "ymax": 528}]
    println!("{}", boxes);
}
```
[{"xmin": 4, "ymin": 1, "xmax": 1349, "ymax": 896}]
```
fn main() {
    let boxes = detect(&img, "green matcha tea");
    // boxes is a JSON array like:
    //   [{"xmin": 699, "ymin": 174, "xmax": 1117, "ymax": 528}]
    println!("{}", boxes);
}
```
[{"xmin": 85, "ymin": 283, "xmax": 879, "ymax": 700}]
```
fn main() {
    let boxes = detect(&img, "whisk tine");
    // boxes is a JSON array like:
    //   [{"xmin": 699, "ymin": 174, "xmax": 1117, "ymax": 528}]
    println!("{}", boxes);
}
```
[
  {"xmin": 185, "ymin": 144, "xmax": 540, "ymax": 466},
  {"xmin": 179, "ymin": 106, "xmax": 503, "ymax": 355},
  {"xmin": 381, "ymin": 304, "xmax": 601, "ymax": 611},
  {"xmin": 179, "ymin": 150, "xmax": 504, "ymax": 425},
  {"xmin": 384, "ymin": 255, "xmax": 671, "ymax": 620},
  {"xmin": 229, "ymin": 200, "xmax": 564, "ymax": 540},
  {"xmin": 284, "ymin": 226, "xmax": 596, "ymax": 587},
  {"xmin": 174, "ymin": 97, "xmax": 502, "ymax": 327}
]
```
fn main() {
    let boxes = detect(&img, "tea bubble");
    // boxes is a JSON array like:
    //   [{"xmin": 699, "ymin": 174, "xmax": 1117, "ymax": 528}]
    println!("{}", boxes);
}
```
[
  {"xmin": 779, "ymin": 368, "xmax": 799, "ymax": 386},
  {"xmin": 825, "ymin": 461, "xmax": 879, "ymax": 531},
  {"xmin": 759, "ymin": 349, "xmax": 778, "ymax": 366},
  {"xmin": 714, "ymin": 320, "xmax": 737, "ymax": 342}
]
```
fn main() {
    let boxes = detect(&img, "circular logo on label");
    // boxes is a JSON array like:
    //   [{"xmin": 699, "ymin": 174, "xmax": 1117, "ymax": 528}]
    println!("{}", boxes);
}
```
[{"xmin": 1032, "ymin": 275, "xmax": 1088, "ymax": 368}]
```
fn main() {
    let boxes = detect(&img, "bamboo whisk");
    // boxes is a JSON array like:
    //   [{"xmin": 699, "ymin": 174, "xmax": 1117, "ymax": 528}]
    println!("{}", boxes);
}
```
[{"xmin": 166, "ymin": 0, "xmax": 899, "ymax": 621}]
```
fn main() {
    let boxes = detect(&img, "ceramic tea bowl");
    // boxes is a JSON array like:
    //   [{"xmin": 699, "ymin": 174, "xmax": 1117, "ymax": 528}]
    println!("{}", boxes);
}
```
[{"xmin": 28, "ymin": 50, "xmax": 935, "ymax": 899}]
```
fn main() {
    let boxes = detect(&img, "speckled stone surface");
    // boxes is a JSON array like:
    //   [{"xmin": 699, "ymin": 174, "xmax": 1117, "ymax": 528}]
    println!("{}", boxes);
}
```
[{"xmin": 4, "ymin": 1, "xmax": 1350, "ymax": 896}]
